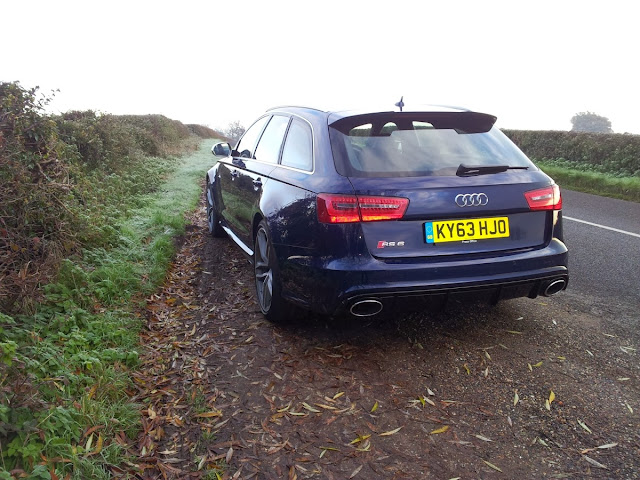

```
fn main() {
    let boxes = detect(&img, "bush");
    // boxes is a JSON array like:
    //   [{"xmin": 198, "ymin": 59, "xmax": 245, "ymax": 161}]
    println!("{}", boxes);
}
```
[
  {"xmin": 0, "ymin": 81, "xmax": 211, "ymax": 313},
  {"xmin": 503, "ymin": 129, "xmax": 640, "ymax": 177}
]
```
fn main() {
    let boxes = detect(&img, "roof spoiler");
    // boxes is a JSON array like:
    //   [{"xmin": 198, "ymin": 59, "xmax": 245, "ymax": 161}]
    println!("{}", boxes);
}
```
[{"xmin": 329, "ymin": 111, "xmax": 497, "ymax": 134}]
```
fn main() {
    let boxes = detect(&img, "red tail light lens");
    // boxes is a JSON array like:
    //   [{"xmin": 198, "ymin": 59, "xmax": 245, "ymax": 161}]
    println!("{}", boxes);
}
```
[
  {"xmin": 524, "ymin": 184, "xmax": 562, "ymax": 210},
  {"xmin": 317, "ymin": 194, "xmax": 409, "ymax": 223}
]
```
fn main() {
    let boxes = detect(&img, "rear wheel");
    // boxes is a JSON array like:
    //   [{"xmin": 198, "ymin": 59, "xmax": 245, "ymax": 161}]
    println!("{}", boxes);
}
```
[
  {"xmin": 206, "ymin": 183, "xmax": 225, "ymax": 238},
  {"xmin": 254, "ymin": 219, "xmax": 292, "ymax": 323}
]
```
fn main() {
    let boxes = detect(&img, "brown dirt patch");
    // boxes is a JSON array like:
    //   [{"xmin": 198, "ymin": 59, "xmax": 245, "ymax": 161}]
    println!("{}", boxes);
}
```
[{"xmin": 131, "ymin": 201, "xmax": 640, "ymax": 479}]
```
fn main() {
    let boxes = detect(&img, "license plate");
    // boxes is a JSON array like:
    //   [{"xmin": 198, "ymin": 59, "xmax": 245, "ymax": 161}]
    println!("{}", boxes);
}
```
[{"xmin": 425, "ymin": 217, "xmax": 510, "ymax": 244}]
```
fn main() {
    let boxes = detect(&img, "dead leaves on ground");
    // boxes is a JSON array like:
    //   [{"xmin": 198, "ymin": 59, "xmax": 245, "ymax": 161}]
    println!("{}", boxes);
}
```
[{"xmin": 129, "ymin": 205, "xmax": 636, "ymax": 478}]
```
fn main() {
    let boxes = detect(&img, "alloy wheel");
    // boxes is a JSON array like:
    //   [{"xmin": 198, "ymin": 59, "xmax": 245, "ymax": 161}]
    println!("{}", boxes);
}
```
[{"xmin": 254, "ymin": 227, "xmax": 273, "ymax": 313}]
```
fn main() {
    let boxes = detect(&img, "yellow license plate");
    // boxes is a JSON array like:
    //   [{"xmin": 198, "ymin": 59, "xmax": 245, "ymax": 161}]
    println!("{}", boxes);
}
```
[{"xmin": 425, "ymin": 217, "xmax": 510, "ymax": 244}]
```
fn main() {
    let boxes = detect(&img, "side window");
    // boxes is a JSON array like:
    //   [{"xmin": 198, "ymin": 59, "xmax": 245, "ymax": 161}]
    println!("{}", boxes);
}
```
[
  {"xmin": 281, "ymin": 118, "xmax": 313, "ymax": 171},
  {"xmin": 254, "ymin": 115, "xmax": 290, "ymax": 164},
  {"xmin": 235, "ymin": 116, "xmax": 270, "ymax": 158}
]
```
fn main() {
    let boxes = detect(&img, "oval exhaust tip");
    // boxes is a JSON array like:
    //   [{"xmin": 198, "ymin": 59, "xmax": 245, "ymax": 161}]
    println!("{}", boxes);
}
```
[
  {"xmin": 543, "ymin": 279, "xmax": 567, "ymax": 297},
  {"xmin": 350, "ymin": 299, "xmax": 383, "ymax": 317}
]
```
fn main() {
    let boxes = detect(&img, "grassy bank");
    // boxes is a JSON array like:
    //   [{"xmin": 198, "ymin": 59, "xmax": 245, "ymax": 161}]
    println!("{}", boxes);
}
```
[
  {"xmin": 0, "ymin": 142, "xmax": 217, "ymax": 479},
  {"xmin": 536, "ymin": 161, "xmax": 640, "ymax": 203}
]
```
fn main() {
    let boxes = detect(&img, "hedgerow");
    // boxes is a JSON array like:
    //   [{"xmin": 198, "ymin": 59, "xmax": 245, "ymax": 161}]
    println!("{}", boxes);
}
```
[
  {"xmin": 503, "ymin": 129, "xmax": 640, "ymax": 177},
  {"xmin": 0, "ymin": 81, "xmax": 219, "ymax": 478}
]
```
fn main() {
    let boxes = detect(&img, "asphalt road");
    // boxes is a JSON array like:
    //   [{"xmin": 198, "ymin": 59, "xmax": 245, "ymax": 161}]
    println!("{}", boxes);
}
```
[{"xmin": 560, "ymin": 189, "xmax": 640, "ymax": 311}]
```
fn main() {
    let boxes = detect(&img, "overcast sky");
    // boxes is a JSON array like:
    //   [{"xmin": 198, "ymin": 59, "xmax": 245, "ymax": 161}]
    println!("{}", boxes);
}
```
[{"xmin": 4, "ymin": 0, "xmax": 638, "ymax": 133}]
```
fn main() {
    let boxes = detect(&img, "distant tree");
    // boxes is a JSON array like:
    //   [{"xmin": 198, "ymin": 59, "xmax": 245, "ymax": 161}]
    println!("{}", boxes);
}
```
[
  {"xmin": 222, "ymin": 120, "xmax": 246, "ymax": 144},
  {"xmin": 571, "ymin": 112, "xmax": 613, "ymax": 133}
]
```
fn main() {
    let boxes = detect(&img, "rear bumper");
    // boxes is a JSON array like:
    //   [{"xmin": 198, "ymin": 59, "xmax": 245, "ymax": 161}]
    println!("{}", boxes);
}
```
[{"xmin": 279, "ymin": 239, "xmax": 568, "ymax": 315}]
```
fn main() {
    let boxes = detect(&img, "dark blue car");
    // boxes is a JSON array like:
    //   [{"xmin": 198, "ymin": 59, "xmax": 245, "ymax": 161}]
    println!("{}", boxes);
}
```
[{"xmin": 206, "ymin": 104, "xmax": 568, "ymax": 322}]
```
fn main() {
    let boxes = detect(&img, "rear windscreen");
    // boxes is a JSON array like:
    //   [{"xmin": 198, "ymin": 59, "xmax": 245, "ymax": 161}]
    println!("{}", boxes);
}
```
[{"xmin": 329, "ymin": 113, "xmax": 534, "ymax": 177}]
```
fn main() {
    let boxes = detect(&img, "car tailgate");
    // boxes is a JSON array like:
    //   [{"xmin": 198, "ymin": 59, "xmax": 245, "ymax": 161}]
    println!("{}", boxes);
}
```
[{"xmin": 348, "ymin": 172, "xmax": 555, "ymax": 259}]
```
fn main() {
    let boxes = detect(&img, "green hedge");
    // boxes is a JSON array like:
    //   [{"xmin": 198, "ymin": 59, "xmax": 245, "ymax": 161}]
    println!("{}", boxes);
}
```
[
  {"xmin": 503, "ymin": 129, "xmax": 640, "ymax": 177},
  {"xmin": 0, "ymin": 81, "xmax": 215, "ymax": 313}
]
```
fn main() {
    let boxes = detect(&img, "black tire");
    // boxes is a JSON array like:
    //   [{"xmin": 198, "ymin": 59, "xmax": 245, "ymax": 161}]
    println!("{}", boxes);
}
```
[
  {"xmin": 254, "ymin": 219, "xmax": 292, "ymax": 323},
  {"xmin": 206, "ymin": 183, "xmax": 225, "ymax": 238}
]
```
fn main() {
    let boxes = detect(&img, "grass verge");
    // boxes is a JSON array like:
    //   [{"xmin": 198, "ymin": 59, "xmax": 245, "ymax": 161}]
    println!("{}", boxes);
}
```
[
  {"xmin": 0, "ymin": 141, "xmax": 217, "ymax": 479},
  {"xmin": 536, "ymin": 161, "xmax": 640, "ymax": 203}
]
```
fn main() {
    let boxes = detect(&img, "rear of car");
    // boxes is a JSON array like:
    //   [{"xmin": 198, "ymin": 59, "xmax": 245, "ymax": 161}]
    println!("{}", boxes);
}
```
[{"xmin": 290, "ymin": 108, "xmax": 568, "ymax": 316}]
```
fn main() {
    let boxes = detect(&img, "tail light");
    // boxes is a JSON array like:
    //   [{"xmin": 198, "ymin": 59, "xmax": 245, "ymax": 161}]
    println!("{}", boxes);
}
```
[
  {"xmin": 525, "ymin": 184, "xmax": 562, "ymax": 211},
  {"xmin": 317, "ymin": 194, "xmax": 409, "ymax": 223}
]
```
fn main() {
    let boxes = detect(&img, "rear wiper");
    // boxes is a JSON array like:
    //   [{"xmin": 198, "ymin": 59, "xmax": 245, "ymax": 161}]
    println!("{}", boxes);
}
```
[{"xmin": 456, "ymin": 164, "xmax": 529, "ymax": 177}]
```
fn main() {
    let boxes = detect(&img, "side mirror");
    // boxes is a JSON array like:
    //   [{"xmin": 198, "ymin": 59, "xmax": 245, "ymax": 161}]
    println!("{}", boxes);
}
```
[{"xmin": 212, "ymin": 142, "xmax": 231, "ymax": 157}]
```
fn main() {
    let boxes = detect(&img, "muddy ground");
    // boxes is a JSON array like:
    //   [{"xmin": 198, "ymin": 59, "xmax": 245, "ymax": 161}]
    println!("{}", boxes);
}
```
[{"xmin": 131, "ymin": 205, "xmax": 639, "ymax": 479}]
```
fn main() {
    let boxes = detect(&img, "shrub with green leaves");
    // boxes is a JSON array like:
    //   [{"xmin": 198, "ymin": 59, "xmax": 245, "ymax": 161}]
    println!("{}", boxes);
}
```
[
  {"xmin": 1, "ymin": 80, "xmax": 220, "ymax": 478},
  {"xmin": 503, "ymin": 129, "xmax": 640, "ymax": 177}
]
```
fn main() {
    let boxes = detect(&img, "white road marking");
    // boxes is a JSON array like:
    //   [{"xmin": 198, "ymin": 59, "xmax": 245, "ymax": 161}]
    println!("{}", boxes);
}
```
[{"xmin": 564, "ymin": 216, "xmax": 640, "ymax": 238}]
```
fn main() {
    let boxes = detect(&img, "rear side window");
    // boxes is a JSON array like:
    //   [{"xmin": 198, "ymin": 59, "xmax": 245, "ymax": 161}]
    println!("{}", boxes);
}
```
[
  {"xmin": 281, "ymin": 118, "xmax": 313, "ymax": 171},
  {"xmin": 329, "ymin": 113, "xmax": 534, "ymax": 177},
  {"xmin": 235, "ymin": 115, "xmax": 270, "ymax": 158},
  {"xmin": 254, "ymin": 115, "xmax": 290, "ymax": 164}
]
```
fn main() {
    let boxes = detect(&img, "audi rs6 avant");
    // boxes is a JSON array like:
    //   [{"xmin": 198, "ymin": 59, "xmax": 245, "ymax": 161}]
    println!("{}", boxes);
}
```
[{"xmin": 206, "ymin": 105, "xmax": 568, "ymax": 322}]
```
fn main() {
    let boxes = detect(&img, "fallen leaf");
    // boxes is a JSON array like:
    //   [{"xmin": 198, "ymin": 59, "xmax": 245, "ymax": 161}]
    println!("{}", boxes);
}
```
[
  {"xmin": 349, "ymin": 434, "xmax": 371, "ymax": 445},
  {"xmin": 333, "ymin": 392, "xmax": 345, "ymax": 400},
  {"xmin": 586, "ymin": 349, "xmax": 594, "ymax": 357},
  {"xmin": 577, "ymin": 419, "xmax": 592, "ymax": 434},
  {"xmin": 625, "ymin": 402, "xmax": 633, "ymax": 414},
  {"xmin": 581, "ymin": 443, "xmax": 618, "ymax": 454},
  {"xmin": 533, "ymin": 361, "xmax": 543, "ymax": 367},
  {"xmin": 427, "ymin": 388, "xmax": 435, "ymax": 396},
  {"xmin": 463, "ymin": 363, "xmax": 470, "ymax": 375},
  {"xmin": 617, "ymin": 377, "xmax": 630, "ymax": 381},
  {"xmin": 195, "ymin": 410, "xmax": 222, "ymax": 418},
  {"xmin": 289, "ymin": 465, "xmax": 298, "ymax": 480},
  {"xmin": 319, "ymin": 446, "xmax": 339, "ymax": 458},
  {"xmin": 545, "ymin": 399, "xmax": 551, "ymax": 411},
  {"xmin": 355, "ymin": 439, "xmax": 371, "ymax": 452},
  {"xmin": 513, "ymin": 391, "xmax": 519, "ymax": 407},
  {"xmin": 597, "ymin": 442, "xmax": 618, "ymax": 449},
  {"xmin": 549, "ymin": 391, "xmax": 556, "ymax": 405},
  {"xmin": 482, "ymin": 459, "xmax": 503, "ymax": 472},
  {"xmin": 474, "ymin": 434, "xmax": 493, "ymax": 442},
  {"xmin": 371, "ymin": 401, "xmax": 379, "ymax": 413},
  {"xmin": 506, "ymin": 330, "xmax": 522, "ymax": 335},
  {"xmin": 349, "ymin": 465, "xmax": 363, "ymax": 478},
  {"xmin": 583, "ymin": 455, "xmax": 608, "ymax": 469},
  {"xmin": 226, "ymin": 447, "xmax": 234, "ymax": 463},
  {"xmin": 430, "ymin": 425, "xmax": 449, "ymax": 434},
  {"xmin": 380, "ymin": 426, "xmax": 403, "ymax": 436},
  {"xmin": 302, "ymin": 402, "xmax": 320, "ymax": 413}
]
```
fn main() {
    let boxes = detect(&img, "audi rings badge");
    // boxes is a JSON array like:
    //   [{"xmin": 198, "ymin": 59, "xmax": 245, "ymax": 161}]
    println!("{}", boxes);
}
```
[{"xmin": 455, "ymin": 193, "xmax": 489, "ymax": 207}]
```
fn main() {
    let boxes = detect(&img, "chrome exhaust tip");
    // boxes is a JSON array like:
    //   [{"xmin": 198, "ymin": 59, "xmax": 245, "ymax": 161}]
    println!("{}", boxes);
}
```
[
  {"xmin": 350, "ymin": 299, "xmax": 383, "ymax": 317},
  {"xmin": 542, "ymin": 279, "xmax": 567, "ymax": 297}
]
